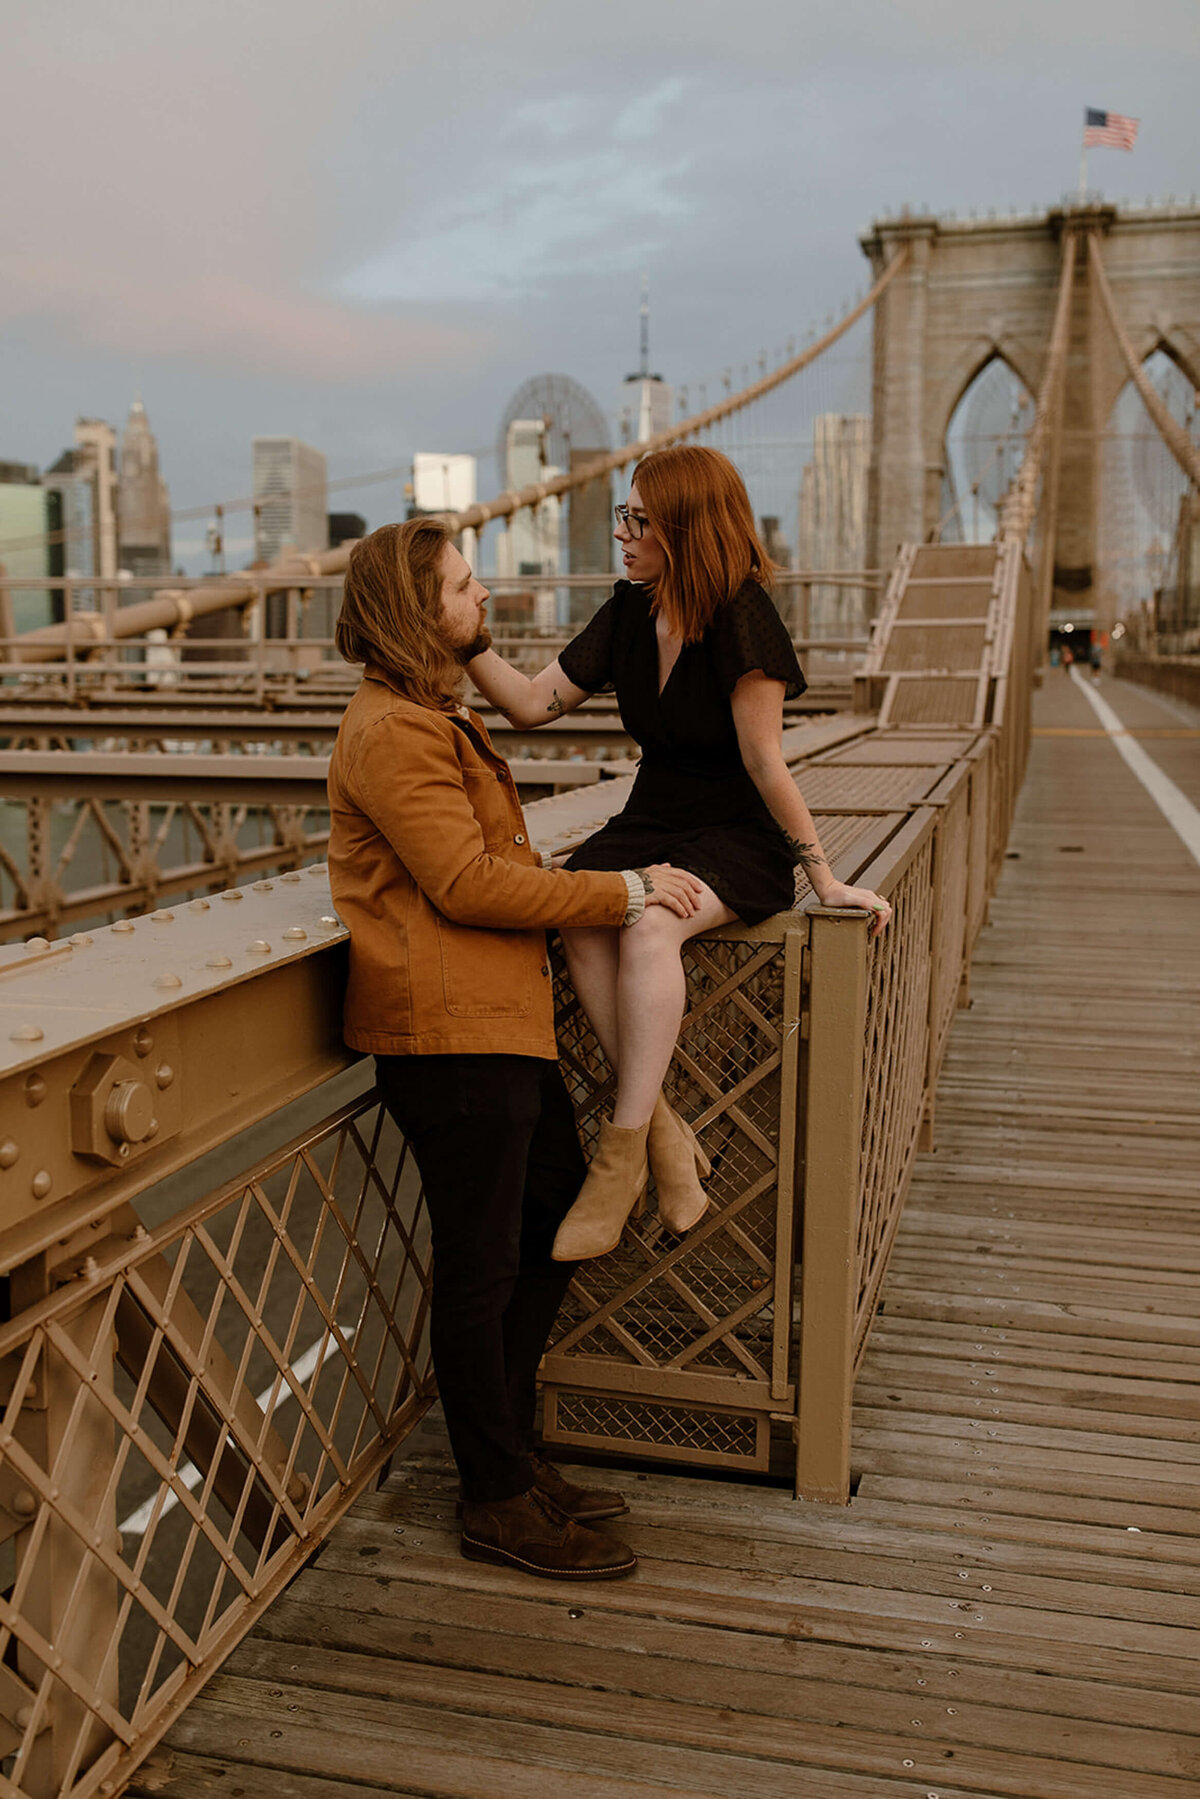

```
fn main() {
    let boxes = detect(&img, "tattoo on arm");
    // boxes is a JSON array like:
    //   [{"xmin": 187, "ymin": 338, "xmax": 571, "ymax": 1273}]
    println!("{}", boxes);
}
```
[
  {"xmin": 633, "ymin": 867, "xmax": 655, "ymax": 895},
  {"xmin": 546, "ymin": 689, "xmax": 566, "ymax": 718},
  {"xmin": 784, "ymin": 835, "xmax": 828, "ymax": 875}
]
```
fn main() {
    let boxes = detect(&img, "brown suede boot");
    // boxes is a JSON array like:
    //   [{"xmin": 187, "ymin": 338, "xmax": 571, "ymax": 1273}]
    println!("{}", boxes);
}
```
[
  {"xmin": 551, "ymin": 1118, "xmax": 650, "ymax": 1261},
  {"xmin": 529, "ymin": 1451, "xmax": 629, "ymax": 1522},
  {"xmin": 460, "ymin": 1487, "xmax": 637, "ymax": 1579},
  {"xmin": 648, "ymin": 1095, "xmax": 711, "ymax": 1233}
]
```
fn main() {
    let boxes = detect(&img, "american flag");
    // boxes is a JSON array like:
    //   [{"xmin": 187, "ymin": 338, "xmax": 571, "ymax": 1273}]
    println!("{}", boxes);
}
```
[{"xmin": 1083, "ymin": 108, "xmax": 1139, "ymax": 150}]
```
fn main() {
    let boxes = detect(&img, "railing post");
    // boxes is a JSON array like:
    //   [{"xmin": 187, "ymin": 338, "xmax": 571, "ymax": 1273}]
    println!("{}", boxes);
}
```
[{"xmin": 795, "ymin": 908, "xmax": 868, "ymax": 1503}]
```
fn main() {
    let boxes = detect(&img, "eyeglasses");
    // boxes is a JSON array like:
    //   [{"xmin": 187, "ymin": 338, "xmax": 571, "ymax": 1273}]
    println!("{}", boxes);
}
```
[{"xmin": 614, "ymin": 504, "xmax": 649, "ymax": 540}]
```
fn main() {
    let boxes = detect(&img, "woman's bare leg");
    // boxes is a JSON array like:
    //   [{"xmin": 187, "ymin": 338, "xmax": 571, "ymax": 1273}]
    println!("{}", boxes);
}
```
[
  {"xmin": 558, "ymin": 926, "xmax": 622, "ymax": 1069},
  {"xmin": 610, "ymin": 884, "xmax": 735, "ymax": 1129}
]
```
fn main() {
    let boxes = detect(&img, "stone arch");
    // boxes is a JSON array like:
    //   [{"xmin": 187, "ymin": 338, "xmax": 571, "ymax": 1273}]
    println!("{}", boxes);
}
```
[
  {"xmin": 1094, "ymin": 328, "xmax": 1200, "ymax": 432},
  {"xmin": 936, "ymin": 350, "xmax": 1035, "ymax": 540},
  {"xmin": 925, "ymin": 339, "xmax": 1040, "ymax": 473}
]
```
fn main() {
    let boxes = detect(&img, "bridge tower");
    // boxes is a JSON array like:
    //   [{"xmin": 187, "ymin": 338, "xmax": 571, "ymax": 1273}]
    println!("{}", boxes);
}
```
[{"xmin": 861, "ymin": 201, "xmax": 1200, "ymax": 628}]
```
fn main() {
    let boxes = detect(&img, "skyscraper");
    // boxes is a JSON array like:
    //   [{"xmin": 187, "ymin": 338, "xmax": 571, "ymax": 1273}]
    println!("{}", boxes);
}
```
[
  {"xmin": 796, "ymin": 415, "xmax": 871, "ymax": 635},
  {"xmin": 252, "ymin": 437, "xmax": 328, "ymax": 566},
  {"xmin": 619, "ymin": 278, "xmax": 673, "ymax": 446},
  {"xmin": 117, "ymin": 398, "xmax": 172, "ymax": 576}
]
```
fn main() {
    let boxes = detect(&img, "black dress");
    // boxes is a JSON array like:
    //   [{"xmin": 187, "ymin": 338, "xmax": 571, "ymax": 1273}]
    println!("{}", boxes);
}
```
[{"xmin": 558, "ymin": 580, "xmax": 806, "ymax": 926}]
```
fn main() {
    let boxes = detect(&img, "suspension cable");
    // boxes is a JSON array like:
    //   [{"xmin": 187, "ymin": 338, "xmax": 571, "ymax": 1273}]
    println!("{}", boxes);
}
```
[
  {"xmin": 997, "ymin": 232, "xmax": 1078, "ymax": 549},
  {"xmin": 1089, "ymin": 235, "xmax": 1200, "ymax": 490}
]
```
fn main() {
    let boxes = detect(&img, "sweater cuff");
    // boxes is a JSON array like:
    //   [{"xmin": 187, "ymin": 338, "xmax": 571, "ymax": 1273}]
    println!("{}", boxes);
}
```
[{"xmin": 620, "ymin": 869, "xmax": 647, "ymax": 927}]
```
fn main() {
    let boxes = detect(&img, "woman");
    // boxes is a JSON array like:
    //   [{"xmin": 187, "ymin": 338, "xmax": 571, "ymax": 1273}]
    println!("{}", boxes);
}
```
[
  {"xmin": 327, "ymin": 516, "xmax": 703, "ymax": 1581},
  {"xmin": 465, "ymin": 445, "xmax": 892, "ymax": 1261}
]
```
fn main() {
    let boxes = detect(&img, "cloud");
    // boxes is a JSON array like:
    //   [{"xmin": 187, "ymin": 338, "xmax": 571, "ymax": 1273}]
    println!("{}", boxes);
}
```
[
  {"xmin": 339, "ymin": 79, "xmax": 696, "ymax": 303},
  {"xmin": 0, "ymin": 253, "xmax": 486, "ymax": 381}
]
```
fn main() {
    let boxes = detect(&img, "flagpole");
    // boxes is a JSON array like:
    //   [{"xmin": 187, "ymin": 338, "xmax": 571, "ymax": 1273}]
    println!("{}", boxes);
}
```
[{"xmin": 1078, "ymin": 116, "xmax": 1088, "ymax": 199}]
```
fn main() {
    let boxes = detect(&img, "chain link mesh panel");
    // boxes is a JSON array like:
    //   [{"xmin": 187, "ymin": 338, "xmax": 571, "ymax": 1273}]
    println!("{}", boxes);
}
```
[
  {"xmin": 545, "ymin": 934, "xmax": 796, "ymax": 1469},
  {"xmin": 0, "ymin": 1091, "xmax": 431, "ymax": 1798}
]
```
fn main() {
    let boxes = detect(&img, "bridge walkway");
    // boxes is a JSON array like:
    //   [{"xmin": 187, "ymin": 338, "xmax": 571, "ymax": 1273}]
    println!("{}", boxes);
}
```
[{"xmin": 135, "ymin": 669, "xmax": 1200, "ymax": 1799}]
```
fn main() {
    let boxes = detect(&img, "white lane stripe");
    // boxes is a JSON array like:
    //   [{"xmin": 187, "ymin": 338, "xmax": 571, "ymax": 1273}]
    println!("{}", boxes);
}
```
[
  {"xmin": 1070, "ymin": 666, "xmax": 1200, "ymax": 866},
  {"xmin": 119, "ymin": 1325, "xmax": 353, "ymax": 1537}
]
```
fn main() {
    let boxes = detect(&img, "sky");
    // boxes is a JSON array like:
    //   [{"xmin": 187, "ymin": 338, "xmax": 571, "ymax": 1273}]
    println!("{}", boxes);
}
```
[{"xmin": 1, "ymin": 0, "xmax": 1197, "ymax": 572}]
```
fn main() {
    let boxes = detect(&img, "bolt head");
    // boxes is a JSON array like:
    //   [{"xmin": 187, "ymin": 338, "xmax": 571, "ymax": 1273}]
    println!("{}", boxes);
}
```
[{"xmin": 31, "ymin": 1170, "xmax": 52, "ymax": 1200}]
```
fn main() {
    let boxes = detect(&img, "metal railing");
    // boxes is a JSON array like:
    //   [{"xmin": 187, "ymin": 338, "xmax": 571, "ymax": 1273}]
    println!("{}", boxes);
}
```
[{"xmin": 0, "ymin": 522, "xmax": 1033, "ymax": 1793}]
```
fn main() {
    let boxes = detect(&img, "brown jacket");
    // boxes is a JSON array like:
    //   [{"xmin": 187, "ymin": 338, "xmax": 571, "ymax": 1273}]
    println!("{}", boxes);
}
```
[{"xmin": 327, "ymin": 665, "xmax": 629, "ymax": 1057}]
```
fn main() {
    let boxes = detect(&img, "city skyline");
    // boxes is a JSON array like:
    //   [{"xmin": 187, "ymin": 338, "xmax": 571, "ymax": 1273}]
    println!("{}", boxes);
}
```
[{"xmin": 2, "ymin": 0, "xmax": 1195, "ymax": 568}]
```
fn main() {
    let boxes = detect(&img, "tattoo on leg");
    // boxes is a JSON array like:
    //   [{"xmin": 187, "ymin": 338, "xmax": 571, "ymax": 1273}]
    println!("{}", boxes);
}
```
[
  {"xmin": 546, "ymin": 689, "xmax": 566, "ymax": 718},
  {"xmin": 784, "ymin": 835, "xmax": 829, "ymax": 876}
]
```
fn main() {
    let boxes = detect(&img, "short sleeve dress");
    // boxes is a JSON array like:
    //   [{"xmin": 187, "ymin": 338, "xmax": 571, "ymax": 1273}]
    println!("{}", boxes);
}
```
[{"xmin": 557, "ymin": 580, "xmax": 806, "ymax": 926}]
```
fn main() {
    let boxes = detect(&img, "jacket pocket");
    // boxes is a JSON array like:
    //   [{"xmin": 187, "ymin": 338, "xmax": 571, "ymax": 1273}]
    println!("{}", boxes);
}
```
[{"xmin": 435, "ymin": 914, "xmax": 535, "ymax": 1019}]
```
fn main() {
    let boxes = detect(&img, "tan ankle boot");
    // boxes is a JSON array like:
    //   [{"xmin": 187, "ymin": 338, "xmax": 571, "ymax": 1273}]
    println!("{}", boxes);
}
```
[
  {"xmin": 649, "ymin": 1095, "xmax": 711, "ymax": 1233},
  {"xmin": 551, "ymin": 1118, "xmax": 650, "ymax": 1261}
]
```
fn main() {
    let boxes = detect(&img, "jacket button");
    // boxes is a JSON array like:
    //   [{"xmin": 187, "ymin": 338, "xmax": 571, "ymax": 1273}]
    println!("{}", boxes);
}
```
[
  {"xmin": 540, "ymin": 965, "xmax": 549, "ymax": 976},
  {"xmin": 496, "ymin": 769, "xmax": 507, "ymax": 782},
  {"xmin": 514, "ymin": 833, "xmax": 526, "ymax": 845}
]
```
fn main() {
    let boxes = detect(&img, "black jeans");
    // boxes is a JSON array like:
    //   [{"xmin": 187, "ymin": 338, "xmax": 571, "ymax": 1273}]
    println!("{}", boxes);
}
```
[{"xmin": 374, "ymin": 1053, "xmax": 583, "ymax": 1503}]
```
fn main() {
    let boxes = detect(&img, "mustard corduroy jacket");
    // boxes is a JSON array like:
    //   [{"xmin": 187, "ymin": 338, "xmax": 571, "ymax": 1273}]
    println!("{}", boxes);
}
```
[{"xmin": 327, "ymin": 666, "xmax": 629, "ymax": 1057}]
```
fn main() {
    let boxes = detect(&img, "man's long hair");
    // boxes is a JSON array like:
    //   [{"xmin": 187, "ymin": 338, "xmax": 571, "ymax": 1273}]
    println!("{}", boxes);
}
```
[
  {"xmin": 335, "ymin": 517, "xmax": 463, "ymax": 710},
  {"xmin": 632, "ymin": 445, "xmax": 774, "ymax": 643}
]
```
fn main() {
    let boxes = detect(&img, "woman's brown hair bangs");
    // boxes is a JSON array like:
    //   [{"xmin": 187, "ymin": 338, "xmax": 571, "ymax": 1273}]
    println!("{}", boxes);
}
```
[
  {"xmin": 632, "ymin": 445, "xmax": 774, "ymax": 642},
  {"xmin": 335, "ymin": 517, "xmax": 464, "ymax": 711}
]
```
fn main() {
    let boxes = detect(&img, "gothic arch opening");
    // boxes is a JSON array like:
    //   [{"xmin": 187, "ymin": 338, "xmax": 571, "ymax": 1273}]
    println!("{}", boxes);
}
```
[
  {"xmin": 939, "ymin": 356, "xmax": 1034, "ymax": 544},
  {"xmin": 1098, "ymin": 349, "xmax": 1199, "ymax": 629}
]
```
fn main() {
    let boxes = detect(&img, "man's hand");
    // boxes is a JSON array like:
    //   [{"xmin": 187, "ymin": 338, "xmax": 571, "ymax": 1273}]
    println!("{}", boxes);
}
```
[{"xmin": 636, "ymin": 864, "xmax": 705, "ymax": 919}]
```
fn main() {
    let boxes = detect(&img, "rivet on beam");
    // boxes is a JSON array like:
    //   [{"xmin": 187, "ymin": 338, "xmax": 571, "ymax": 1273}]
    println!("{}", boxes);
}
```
[
  {"xmin": 31, "ymin": 1171, "xmax": 52, "ymax": 1200},
  {"xmin": 280, "ymin": 871, "xmax": 302, "ymax": 883},
  {"xmin": 0, "ymin": 1141, "xmax": 18, "ymax": 1168},
  {"xmin": 113, "ymin": 920, "xmax": 136, "ymax": 934},
  {"xmin": 133, "ymin": 1028, "xmax": 153, "ymax": 1057},
  {"xmin": 156, "ymin": 1064, "xmax": 175, "ymax": 1088},
  {"xmin": 24, "ymin": 1074, "xmax": 46, "ymax": 1107},
  {"xmin": 10, "ymin": 1025, "xmax": 43, "ymax": 1043},
  {"xmin": 189, "ymin": 898, "xmax": 211, "ymax": 911},
  {"xmin": 246, "ymin": 941, "xmax": 272, "ymax": 955},
  {"xmin": 69, "ymin": 933, "xmax": 94, "ymax": 947},
  {"xmin": 282, "ymin": 926, "xmax": 307, "ymax": 941},
  {"xmin": 220, "ymin": 890, "xmax": 244, "ymax": 903},
  {"xmin": 252, "ymin": 881, "xmax": 275, "ymax": 893},
  {"xmin": 308, "ymin": 864, "xmax": 326, "ymax": 875},
  {"xmin": 151, "ymin": 910, "xmax": 175, "ymax": 923},
  {"xmin": 206, "ymin": 954, "xmax": 233, "ymax": 969},
  {"xmin": 24, "ymin": 937, "xmax": 50, "ymax": 952},
  {"xmin": 319, "ymin": 916, "xmax": 341, "ymax": 929},
  {"xmin": 153, "ymin": 973, "xmax": 183, "ymax": 989}
]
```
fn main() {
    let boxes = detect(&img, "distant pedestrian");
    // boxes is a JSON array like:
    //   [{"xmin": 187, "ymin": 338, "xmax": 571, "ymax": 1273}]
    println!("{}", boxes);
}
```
[
  {"xmin": 1090, "ymin": 640, "xmax": 1103, "ymax": 682},
  {"xmin": 1061, "ymin": 645, "xmax": 1074, "ymax": 672}
]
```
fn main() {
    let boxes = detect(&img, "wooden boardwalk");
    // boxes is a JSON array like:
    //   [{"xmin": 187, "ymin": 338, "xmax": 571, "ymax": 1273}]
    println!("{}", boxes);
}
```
[{"xmin": 139, "ymin": 669, "xmax": 1200, "ymax": 1799}]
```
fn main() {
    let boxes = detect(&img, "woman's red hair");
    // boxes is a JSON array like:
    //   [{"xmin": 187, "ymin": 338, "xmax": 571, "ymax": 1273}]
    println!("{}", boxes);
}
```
[{"xmin": 631, "ymin": 445, "xmax": 774, "ymax": 642}]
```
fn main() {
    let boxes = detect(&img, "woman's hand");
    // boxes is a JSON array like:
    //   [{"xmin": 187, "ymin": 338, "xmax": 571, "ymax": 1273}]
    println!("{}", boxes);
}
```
[
  {"xmin": 637, "ymin": 865, "xmax": 706, "ymax": 919},
  {"xmin": 816, "ymin": 880, "xmax": 893, "ymax": 938}
]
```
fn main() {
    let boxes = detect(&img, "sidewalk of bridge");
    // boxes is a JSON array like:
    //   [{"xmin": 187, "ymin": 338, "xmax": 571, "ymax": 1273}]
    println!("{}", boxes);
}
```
[{"xmin": 137, "ymin": 673, "xmax": 1200, "ymax": 1799}]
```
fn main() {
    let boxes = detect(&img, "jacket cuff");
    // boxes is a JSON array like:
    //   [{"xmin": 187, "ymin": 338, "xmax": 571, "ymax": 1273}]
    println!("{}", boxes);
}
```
[{"xmin": 620, "ymin": 869, "xmax": 647, "ymax": 927}]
